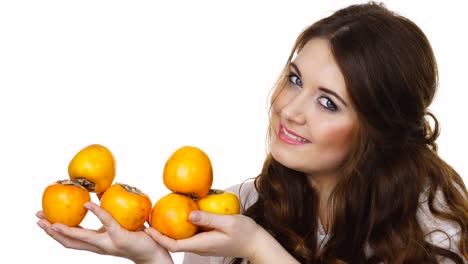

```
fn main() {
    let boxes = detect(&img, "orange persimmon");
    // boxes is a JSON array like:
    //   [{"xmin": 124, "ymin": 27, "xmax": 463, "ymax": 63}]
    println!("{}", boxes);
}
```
[
  {"xmin": 163, "ymin": 146, "xmax": 213, "ymax": 198},
  {"xmin": 196, "ymin": 189, "xmax": 240, "ymax": 231},
  {"xmin": 150, "ymin": 193, "xmax": 199, "ymax": 239},
  {"xmin": 42, "ymin": 179, "xmax": 91, "ymax": 226},
  {"xmin": 100, "ymin": 183, "xmax": 152, "ymax": 231},
  {"xmin": 68, "ymin": 144, "xmax": 116, "ymax": 193}
]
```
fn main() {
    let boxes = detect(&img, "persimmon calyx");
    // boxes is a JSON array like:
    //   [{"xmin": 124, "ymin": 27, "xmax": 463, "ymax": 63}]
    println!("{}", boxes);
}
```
[
  {"xmin": 116, "ymin": 182, "xmax": 145, "ymax": 195},
  {"xmin": 207, "ymin": 189, "xmax": 224, "ymax": 195},
  {"xmin": 74, "ymin": 177, "xmax": 95, "ymax": 192},
  {"xmin": 174, "ymin": 192, "xmax": 198, "ymax": 200},
  {"xmin": 56, "ymin": 179, "xmax": 87, "ymax": 190}
]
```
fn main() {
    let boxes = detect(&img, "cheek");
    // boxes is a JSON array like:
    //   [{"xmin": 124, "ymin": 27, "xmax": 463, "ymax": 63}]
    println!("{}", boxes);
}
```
[
  {"xmin": 314, "ymin": 121, "xmax": 356, "ymax": 152},
  {"xmin": 271, "ymin": 88, "xmax": 294, "ymax": 116},
  {"xmin": 270, "ymin": 92, "xmax": 284, "ymax": 125},
  {"xmin": 271, "ymin": 92, "xmax": 283, "ymax": 114}
]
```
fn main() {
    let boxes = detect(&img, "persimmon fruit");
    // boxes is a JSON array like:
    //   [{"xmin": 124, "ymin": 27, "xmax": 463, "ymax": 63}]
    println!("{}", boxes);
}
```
[
  {"xmin": 100, "ymin": 183, "xmax": 152, "ymax": 231},
  {"xmin": 196, "ymin": 189, "xmax": 240, "ymax": 231},
  {"xmin": 42, "ymin": 179, "xmax": 91, "ymax": 226},
  {"xmin": 68, "ymin": 144, "xmax": 116, "ymax": 194},
  {"xmin": 150, "ymin": 193, "xmax": 199, "ymax": 239},
  {"xmin": 163, "ymin": 146, "xmax": 213, "ymax": 198}
]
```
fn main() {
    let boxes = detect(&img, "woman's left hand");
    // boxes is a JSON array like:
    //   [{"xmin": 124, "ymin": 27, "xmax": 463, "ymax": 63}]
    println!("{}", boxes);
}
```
[{"xmin": 144, "ymin": 210, "xmax": 262, "ymax": 260}]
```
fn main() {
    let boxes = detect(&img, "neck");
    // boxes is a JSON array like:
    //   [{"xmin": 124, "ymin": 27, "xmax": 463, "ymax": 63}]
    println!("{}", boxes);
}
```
[{"xmin": 307, "ymin": 172, "xmax": 339, "ymax": 198}]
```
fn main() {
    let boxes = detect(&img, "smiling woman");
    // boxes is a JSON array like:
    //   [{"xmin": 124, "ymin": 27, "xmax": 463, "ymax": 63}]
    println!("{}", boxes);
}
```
[
  {"xmin": 183, "ymin": 2, "xmax": 468, "ymax": 263},
  {"xmin": 25, "ymin": 1, "xmax": 468, "ymax": 264},
  {"xmin": 270, "ymin": 38, "xmax": 358, "ymax": 179}
]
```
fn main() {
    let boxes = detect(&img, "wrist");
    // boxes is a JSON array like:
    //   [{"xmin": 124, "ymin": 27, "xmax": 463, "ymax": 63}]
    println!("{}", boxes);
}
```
[
  {"xmin": 248, "ymin": 227, "xmax": 299, "ymax": 264},
  {"xmin": 134, "ymin": 259, "xmax": 173, "ymax": 264},
  {"xmin": 248, "ymin": 226, "xmax": 270, "ymax": 263},
  {"xmin": 133, "ymin": 251, "xmax": 174, "ymax": 264}
]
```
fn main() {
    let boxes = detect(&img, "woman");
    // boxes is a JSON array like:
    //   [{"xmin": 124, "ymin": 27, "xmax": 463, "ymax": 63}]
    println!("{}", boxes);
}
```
[{"xmin": 36, "ymin": 2, "xmax": 467, "ymax": 263}]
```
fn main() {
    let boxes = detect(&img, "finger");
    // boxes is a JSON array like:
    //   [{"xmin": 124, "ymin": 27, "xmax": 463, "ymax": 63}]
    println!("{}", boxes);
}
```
[
  {"xmin": 36, "ymin": 211, "xmax": 83, "ymax": 228},
  {"xmin": 47, "ymin": 222, "xmax": 102, "ymax": 244},
  {"xmin": 84, "ymin": 202, "xmax": 121, "ymax": 234},
  {"xmin": 37, "ymin": 219, "xmax": 51, "ymax": 230},
  {"xmin": 144, "ymin": 227, "xmax": 215, "ymax": 254},
  {"xmin": 37, "ymin": 219, "xmax": 103, "ymax": 253},
  {"xmin": 36, "ymin": 211, "xmax": 82, "ymax": 228},
  {"xmin": 189, "ymin": 211, "xmax": 233, "ymax": 231},
  {"xmin": 144, "ymin": 228, "xmax": 181, "ymax": 252},
  {"xmin": 36, "ymin": 211, "xmax": 46, "ymax": 219}
]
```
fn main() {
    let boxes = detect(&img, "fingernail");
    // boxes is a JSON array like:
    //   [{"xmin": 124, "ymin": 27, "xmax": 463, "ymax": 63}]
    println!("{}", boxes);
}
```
[
  {"xmin": 37, "ymin": 221, "xmax": 45, "ymax": 229},
  {"xmin": 189, "ymin": 211, "xmax": 201, "ymax": 222},
  {"xmin": 84, "ymin": 202, "xmax": 92, "ymax": 210}
]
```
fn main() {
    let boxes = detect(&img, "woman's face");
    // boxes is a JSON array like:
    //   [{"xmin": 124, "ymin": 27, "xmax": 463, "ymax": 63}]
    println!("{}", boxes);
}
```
[{"xmin": 270, "ymin": 38, "xmax": 358, "ymax": 178}]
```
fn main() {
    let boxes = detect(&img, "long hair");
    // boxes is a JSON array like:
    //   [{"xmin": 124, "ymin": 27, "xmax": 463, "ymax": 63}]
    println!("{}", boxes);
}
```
[{"xmin": 232, "ymin": 2, "xmax": 467, "ymax": 263}]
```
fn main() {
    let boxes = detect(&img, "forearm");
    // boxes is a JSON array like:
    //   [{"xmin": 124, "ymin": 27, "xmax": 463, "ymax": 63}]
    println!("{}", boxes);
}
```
[
  {"xmin": 249, "ymin": 228, "xmax": 300, "ymax": 264},
  {"xmin": 133, "ymin": 251, "xmax": 174, "ymax": 264},
  {"xmin": 134, "ymin": 259, "xmax": 173, "ymax": 264}
]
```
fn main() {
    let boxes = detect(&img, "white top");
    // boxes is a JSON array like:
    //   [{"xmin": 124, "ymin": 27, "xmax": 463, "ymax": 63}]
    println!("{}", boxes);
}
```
[{"xmin": 182, "ymin": 180, "xmax": 463, "ymax": 264}]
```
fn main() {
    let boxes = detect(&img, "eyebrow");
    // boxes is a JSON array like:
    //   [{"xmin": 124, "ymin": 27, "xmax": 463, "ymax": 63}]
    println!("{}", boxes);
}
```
[
  {"xmin": 290, "ymin": 62, "xmax": 348, "ymax": 107},
  {"xmin": 290, "ymin": 62, "xmax": 303, "ymax": 80}
]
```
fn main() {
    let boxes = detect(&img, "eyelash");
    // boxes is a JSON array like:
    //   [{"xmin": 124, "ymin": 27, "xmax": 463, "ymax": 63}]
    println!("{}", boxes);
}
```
[
  {"xmin": 318, "ymin": 97, "xmax": 338, "ymax": 111},
  {"xmin": 287, "ymin": 72, "xmax": 302, "ymax": 87},
  {"xmin": 287, "ymin": 72, "xmax": 338, "ymax": 112}
]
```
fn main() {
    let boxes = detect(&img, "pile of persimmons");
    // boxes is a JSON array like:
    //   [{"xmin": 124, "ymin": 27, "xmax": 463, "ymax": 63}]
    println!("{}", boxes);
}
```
[{"xmin": 41, "ymin": 144, "xmax": 240, "ymax": 239}]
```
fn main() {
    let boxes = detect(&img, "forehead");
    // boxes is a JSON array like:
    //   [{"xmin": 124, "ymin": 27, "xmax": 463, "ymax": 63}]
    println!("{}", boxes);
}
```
[{"xmin": 292, "ymin": 38, "xmax": 348, "ymax": 100}]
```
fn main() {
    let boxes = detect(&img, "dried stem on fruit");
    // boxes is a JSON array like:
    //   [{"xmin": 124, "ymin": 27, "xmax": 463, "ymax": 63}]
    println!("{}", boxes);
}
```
[
  {"xmin": 207, "ymin": 189, "xmax": 224, "ymax": 195},
  {"xmin": 116, "ymin": 182, "xmax": 145, "ymax": 195},
  {"xmin": 56, "ymin": 179, "xmax": 87, "ymax": 190},
  {"xmin": 74, "ymin": 178, "xmax": 96, "ymax": 192},
  {"xmin": 175, "ymin": 192, "xmax": 199, "ymax": 200}
]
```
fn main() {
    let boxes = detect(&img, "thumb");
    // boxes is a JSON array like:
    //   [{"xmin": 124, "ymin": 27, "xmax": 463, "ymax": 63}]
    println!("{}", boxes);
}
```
[
  {"xmin": 189, "ymin": 210, "xmax": 231, "ymax": 230},
  {"xmin": 84, "ymin": 202, "xmax": 121, "ymax": 234}
]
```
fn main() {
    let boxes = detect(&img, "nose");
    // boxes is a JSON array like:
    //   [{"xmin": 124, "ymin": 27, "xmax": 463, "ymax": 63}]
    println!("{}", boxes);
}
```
[{"xmin": 280, "ymin": 92, "xmax": 307, "ymax": 125}]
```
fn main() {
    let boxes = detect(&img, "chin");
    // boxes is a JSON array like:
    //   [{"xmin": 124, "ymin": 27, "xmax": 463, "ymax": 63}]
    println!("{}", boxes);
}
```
[{"xmin": 270, "ymin": 144, "xmax": 304, "ymax": 173}]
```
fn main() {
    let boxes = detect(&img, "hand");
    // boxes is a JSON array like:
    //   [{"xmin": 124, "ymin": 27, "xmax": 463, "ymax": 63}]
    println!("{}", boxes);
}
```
[
  {"xmin": 36, "ymin": 201, "xmax": 173, "ymax": 264},
  {"xmin": 144, "ymin": 210, "xmax": 262, "ymax": 260}
]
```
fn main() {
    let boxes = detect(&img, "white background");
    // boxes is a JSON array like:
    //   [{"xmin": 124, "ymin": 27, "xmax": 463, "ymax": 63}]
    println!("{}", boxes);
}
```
[{"xmin": 0, "ymin": 1, "xmax": 466, "ymax": 263}]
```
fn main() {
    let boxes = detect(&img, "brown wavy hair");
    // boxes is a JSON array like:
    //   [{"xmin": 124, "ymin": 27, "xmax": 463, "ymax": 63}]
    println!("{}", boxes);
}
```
[{"xmin": 231, "ymin": 2, "xmax": 467, "ymax": 264}]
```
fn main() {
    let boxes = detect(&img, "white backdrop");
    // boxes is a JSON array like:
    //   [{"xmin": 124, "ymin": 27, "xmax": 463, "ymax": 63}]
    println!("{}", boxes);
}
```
[{"xmin": 0, "ymin": 1, "xmax": 466, "ymax": 263}]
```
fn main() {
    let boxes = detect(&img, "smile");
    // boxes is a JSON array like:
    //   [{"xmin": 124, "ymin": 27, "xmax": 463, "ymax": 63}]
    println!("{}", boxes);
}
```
[{"xmin": 278, "ymin": 124, "xmax": 309, "ymax": 145}]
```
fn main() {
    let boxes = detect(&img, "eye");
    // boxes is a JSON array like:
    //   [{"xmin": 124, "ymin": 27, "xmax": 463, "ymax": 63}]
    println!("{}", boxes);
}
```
[
  {"xmin": 318, "ymin": 97, "xmax": 338, "ymax": 111},
  {"xmin": 288, "ymin": 72, "xmax": 303, "ymax": 87}
]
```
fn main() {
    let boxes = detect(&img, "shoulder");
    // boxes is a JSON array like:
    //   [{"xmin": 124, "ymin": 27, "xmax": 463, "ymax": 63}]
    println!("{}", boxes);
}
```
[
  {"xmin": 224, "ymin": 179, "xmax": 258, "ymax": 213},
  {"xmin": 416, "ymin": 186, "xmax": 462, "ymax": 253}
]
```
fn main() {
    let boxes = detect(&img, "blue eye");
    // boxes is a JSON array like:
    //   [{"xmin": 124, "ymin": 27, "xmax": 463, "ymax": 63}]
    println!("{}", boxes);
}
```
[
  {"xmin": 318, "ymin": 97, "xmax": 338, "ymax": 111},
  {"xmin": 288, "ymin": 72, "xmax": 303, "ymax": 87}
]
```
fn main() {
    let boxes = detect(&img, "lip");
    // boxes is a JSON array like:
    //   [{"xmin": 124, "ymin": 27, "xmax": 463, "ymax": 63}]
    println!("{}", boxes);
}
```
[{"xmin": 278, "ymin": 124, "xmax": 309, "ymax": 145}]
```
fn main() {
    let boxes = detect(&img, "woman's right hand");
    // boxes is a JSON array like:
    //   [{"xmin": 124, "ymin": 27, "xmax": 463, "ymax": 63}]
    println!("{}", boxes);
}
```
[
  {"xmin": 36, "ymin": 201, "xmax": 173, "ymax": 264},
  {"xmin": 146, "ymin": 211, "xmax": 300, "ymax": 264}
]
